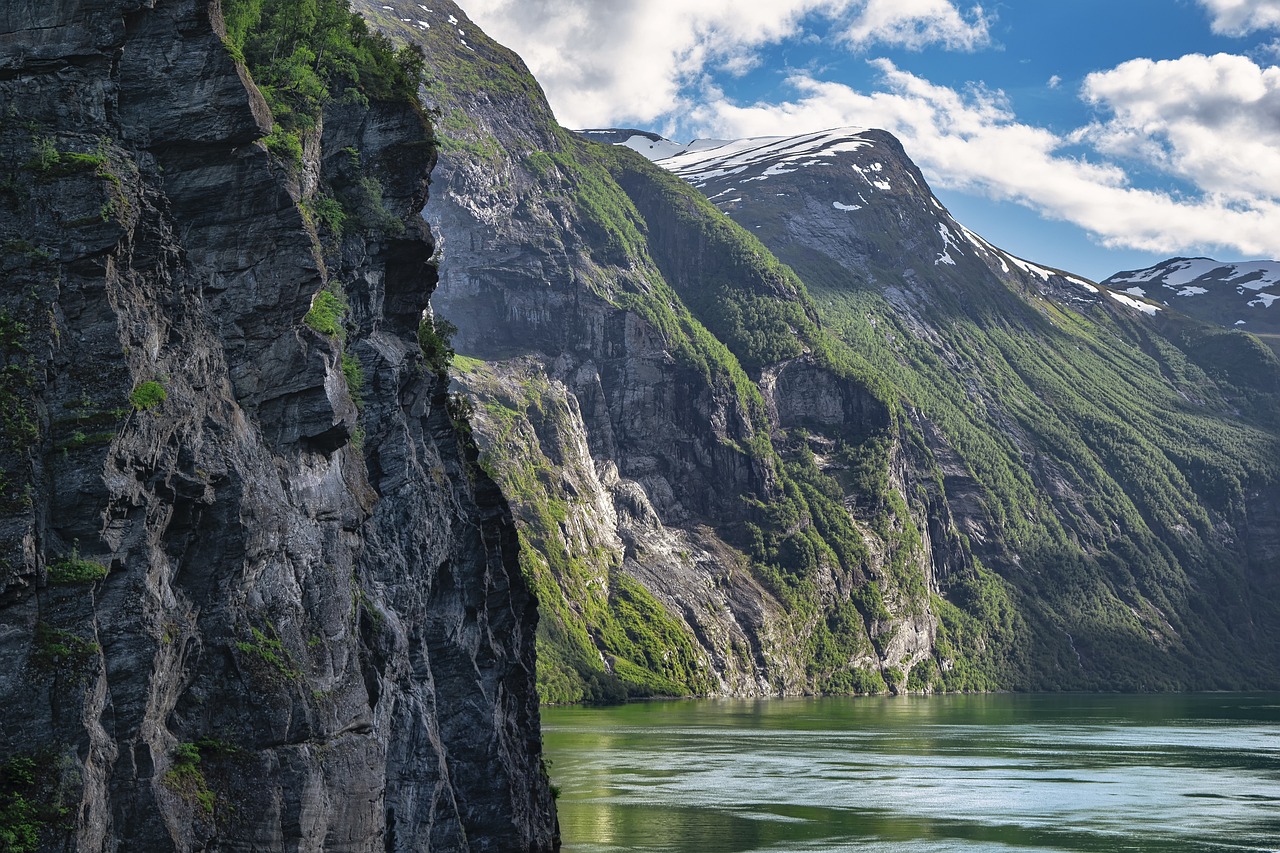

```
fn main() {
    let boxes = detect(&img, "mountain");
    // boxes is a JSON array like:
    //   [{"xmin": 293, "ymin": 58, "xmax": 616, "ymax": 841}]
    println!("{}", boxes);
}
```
[
  {"xmin": 362, "ymin": 0, "xmax": 1280, "ymax": 702},
  {"xmin": 652, "ymin": 124, "xmax": 1280, "ymax": 667},
  {"xmin": 363, "ymin": 0, "xmax": 991, "ymax": 700},
  {"xmin": 637, "ymin": 126, "xmax": 1280, "ymax": 686},
  {"xmin": 0, "ymin": 0, "xmax": 555, "ymax": 849},
  {"xmin": 7, "ymin": 0, "xmax": 1274, "ymax": 842},
  {"xmin": 1102, "ymin": 258, "xmax": 1280, "ymax": 355}
]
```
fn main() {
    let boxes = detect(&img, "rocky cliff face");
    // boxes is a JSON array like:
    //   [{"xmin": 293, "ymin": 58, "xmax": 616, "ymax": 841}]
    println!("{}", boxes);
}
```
[
  {"xmin": 0, "ymin": 1, "xmax": 556, "ymax": 849},
  {"xmin": 355, "ymin": 0, "xmax": 1002, "ymax": 702}
]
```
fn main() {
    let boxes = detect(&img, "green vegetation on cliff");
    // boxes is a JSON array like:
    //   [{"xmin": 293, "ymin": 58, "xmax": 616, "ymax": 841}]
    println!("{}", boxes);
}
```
[
  {"xmin": 223, "ymin": 0, "xmax": 424, "ymax": 164},
  {"xmin": 394, "ymin": 0, "xmax": 1024, "ymax": 702},
  {"xmin": 799, "ymin": 271, "xmax": 1280, "ymax": 689},
  {"xmin": 441, "ymin": 128, "xmax": 978, "ymax": 700},
  {"xmin": 0, "ymin": 753, "xmax": 75, "ymax": 853},
  {"xmin": 455, "ymin": 359, "xmax": 716, "ymax": 703}
]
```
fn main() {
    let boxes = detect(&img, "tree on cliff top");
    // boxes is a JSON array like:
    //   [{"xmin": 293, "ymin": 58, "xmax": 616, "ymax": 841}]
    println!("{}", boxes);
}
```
[{"xmin": 222, "ymin": 0, "xmax": 424, "ymax": 161}]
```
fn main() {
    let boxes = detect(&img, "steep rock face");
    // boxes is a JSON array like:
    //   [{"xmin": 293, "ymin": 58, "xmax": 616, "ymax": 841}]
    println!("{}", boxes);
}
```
[
  {"xmin": 356, "ymin": 0, "xmax": 980, "ymax": 702},
  {"xmin": 0, "ymin": 1, "xmax": 556, "ymax": 850}
]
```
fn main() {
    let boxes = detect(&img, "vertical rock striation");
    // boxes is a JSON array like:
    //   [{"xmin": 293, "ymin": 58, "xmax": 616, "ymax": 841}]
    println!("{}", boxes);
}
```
[{"xmin": 0, "ymin": 0, "xmax": 557, "ymax": 849}]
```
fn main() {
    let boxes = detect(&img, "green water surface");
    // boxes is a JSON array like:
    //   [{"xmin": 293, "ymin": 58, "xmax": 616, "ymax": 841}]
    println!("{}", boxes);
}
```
[{"xmin": 541, "ymin": 693, "xmax": 1280, "ymax": 852}]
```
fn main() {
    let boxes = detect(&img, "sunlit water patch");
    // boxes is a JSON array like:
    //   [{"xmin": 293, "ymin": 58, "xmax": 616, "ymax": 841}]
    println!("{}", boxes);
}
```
[{"xmin": 541, "ymin": 694, "xmax": 1280, "ymax": 853}]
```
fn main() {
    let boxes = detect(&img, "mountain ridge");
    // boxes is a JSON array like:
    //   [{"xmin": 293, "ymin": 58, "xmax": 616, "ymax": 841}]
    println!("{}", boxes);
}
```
[
  {"xmin": 1102, "ymin": 257, "xmax": 1280, "ymax": 355},
  {"xmin": 358, "ymin": 0, "xmax": 1280, "ymax": 702}
]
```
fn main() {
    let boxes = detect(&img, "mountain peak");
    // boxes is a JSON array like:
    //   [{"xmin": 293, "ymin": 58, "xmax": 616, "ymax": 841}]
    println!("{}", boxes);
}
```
[{"xmin": 590, "ymin": 125, "xmax": 1104, "ymax": 312}]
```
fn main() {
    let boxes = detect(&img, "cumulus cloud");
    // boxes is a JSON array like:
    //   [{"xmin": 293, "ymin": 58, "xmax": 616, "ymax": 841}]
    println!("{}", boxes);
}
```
[
  {"xmin": 456, "ymin": 0, "xmax": 838, "ymax": 126},
  {"xmin": 842, "ymin": 0, "xmax": 989, "ymax": 50},
  {"xmin": 1080, "ymin": 53, "xmax": 1280, "ymax": 201},
  {"xmin": 689, "ymin": 60, "xmax": 1280, "ymax": 257},
  {"xmin": 457, "ymin": 0, "xmax": 992, "ymax": 127},
  {"xmin": 452, "ymin": 0, "xmax": 1280, "ymax": 258},
  {"xmin": 1197, "ymin": 0, "xmax": 1280, "ymax": 35}
]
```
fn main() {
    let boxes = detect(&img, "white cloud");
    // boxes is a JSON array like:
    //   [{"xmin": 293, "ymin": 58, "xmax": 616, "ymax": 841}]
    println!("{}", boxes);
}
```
[
  {"xmin": 1080, "ymin": 54, "xmax": 1280, "ymax": 201},
  {"xmin": 688, "ymin": 60, "xmax": 1280, "ymax": 257},
  {"xmin": 447, "ymin": 1, "xmax": 1280, "ymax": 260},
  {"xmin": 842, "ymin": 0, "xmax": 989, "ymax": 50},
  {"xmin": 1255, "ymin": 37, "xmax": 1280, "ymax": 61},
  {"xmin": 1048, "ymin": 74, "xmax": 1062, "ymax": 89},
  {"xmin": 1197, "ymin": 0, "xmax": 1280, "ymax": 35},
  {"xmin": 456, "ymin": 0, "xmax": 845, "ymax": 127},
  {"xmin": 455, "ymin": 0, "xmax": 992, "ymax": 127}
]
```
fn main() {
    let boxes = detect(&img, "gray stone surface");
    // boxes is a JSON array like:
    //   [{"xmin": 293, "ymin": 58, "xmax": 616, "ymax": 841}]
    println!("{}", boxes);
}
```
[{"xmin": 0, "ymin": 0, "xmax": 556, "ymax": 849}]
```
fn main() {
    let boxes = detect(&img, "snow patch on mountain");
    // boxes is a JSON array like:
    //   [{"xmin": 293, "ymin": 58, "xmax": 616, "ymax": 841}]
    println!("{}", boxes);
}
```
[
  {"xmin": 1103, "ymin": 257, "xmax": 1280, "ymax": 335},
  {"xmin": 1108, "ymin": 291, "xmax": 1162, "ymax": 315},
  {"xmin": 1006, "ymin": 254, "xmax": 1055, "ymax": 282},
  {"xmin": 1107, "ymin": 257, "xmax": 1280, "ymax": 296},
  {"xmin": 649, "ymin": 128, "xmax": 873, "ymax": 187},
  {"xmin": 852, "ymin": 163, "xmax": 893, "ymax": 191},
  {"xmin": 833, "ymin": 201, "xmax": 862, "ymax": 211},
  {"xmin": 608, "ymin": 134, "xmax": 691, "ymax": 161},
  {"xmin": 956, "ymin": 224, "xmax": 1006, "ymax": 270},
  {"xmin": 955, "ymin": 222, "xmax": 1096, "ymax": 294},
  {"xmin": 936, "ymin": 223, "xmax": 961, "ymax": 266}
]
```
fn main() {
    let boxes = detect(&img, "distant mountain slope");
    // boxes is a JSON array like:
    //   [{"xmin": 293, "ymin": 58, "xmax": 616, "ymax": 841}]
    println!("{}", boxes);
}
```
[
  {"xmin": 606, "ymin": 125, "xmax": 1280, "ymax": 690},
  {"xmin": 357, "ymin": 2, "xmax": 1030, "ymax": 700},
  {"xmin": 1103, "ymin": 257, "xmax": 1280, "ymax": 354},
  {"xmin": 359, "ymin": 7, "xmax": 1280, "ymax": 697}
]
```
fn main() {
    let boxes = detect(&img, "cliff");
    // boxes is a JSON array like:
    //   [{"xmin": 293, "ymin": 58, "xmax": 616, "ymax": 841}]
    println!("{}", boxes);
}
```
[
  {"xmin": 358, "ymin": 0, "xmax": 1280, "ymax": 700},
  {"xmin": 0, "ymin": 0, "xmax": 556, "ymax": 849},
  {"xmin": 355, "ymin": 0, "xmax": 1008, "ymax": 701}
]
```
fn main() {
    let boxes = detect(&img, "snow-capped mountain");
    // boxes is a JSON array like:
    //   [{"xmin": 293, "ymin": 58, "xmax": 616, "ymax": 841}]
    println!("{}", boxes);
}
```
[
  {"xmin": 581, "ymin": 127, "xmax": 1133, "ymax": 316},
  {"xmin": 1103, "ymin": 258, "xmax": 1280, "ymax": 350}
]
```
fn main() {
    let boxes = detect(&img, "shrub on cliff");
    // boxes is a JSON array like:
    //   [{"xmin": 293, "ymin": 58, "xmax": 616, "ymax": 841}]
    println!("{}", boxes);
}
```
[
  {"xmin": 129, "ymin": 380, "xmax": 167, "ymax": 411},
  {"xmin": 223, "ymin": 0, "xmax": 424, "ymax": 142}
]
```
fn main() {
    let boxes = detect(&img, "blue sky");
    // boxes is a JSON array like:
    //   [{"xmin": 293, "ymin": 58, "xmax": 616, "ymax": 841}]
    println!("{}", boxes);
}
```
[{"xmin": 457, "ymin": 0, "xmax": 1280, "ymax": 281}]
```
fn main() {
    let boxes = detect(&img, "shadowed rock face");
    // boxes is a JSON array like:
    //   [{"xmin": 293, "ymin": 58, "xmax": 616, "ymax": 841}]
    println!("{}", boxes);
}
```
[{"xmin": 0, "ymin": 1, "xmax": 557, "ymax": 850}]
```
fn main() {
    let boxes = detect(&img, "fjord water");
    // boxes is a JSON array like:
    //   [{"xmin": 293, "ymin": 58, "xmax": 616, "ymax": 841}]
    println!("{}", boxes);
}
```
[{"xmin": 541, "ymin": 694, "xmax": 1280, "ymax": 853}]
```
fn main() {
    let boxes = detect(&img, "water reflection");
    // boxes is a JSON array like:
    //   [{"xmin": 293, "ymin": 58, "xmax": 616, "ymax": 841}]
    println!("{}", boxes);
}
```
[{"xmin": 542, "ymin": 694, "xmax": 1280, "ymax": 853}]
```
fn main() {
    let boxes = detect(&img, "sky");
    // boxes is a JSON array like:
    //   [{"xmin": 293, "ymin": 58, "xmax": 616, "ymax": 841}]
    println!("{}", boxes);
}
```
[{"xmin": 452, "ymin": 0, "xmax": 1280, "ymax": 281}]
